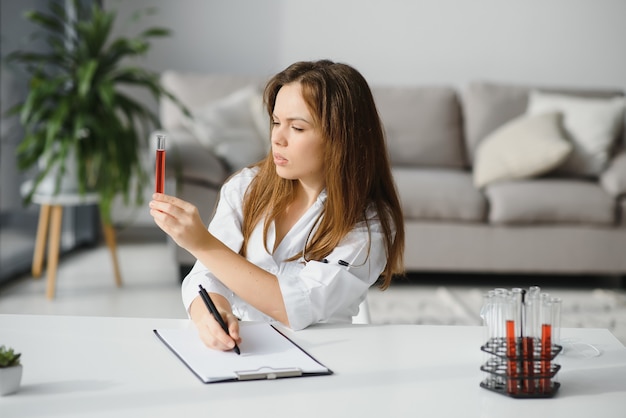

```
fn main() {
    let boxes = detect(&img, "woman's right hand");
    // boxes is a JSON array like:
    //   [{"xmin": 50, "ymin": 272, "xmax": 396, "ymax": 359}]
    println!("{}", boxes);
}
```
[{"xmin": 189, "ymin": 295, "xmax": 242, "ymax": 351}]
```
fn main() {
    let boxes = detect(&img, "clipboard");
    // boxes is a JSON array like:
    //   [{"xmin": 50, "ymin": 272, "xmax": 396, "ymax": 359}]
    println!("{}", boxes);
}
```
[{"xmin": 154, "ymin": 322, "xmax": 333, "ymax": 383}]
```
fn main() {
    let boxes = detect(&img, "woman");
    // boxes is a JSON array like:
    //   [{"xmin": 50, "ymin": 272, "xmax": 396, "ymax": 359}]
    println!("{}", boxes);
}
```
[{"xmin": 150, "ymin": 60, "xmax": 404, "ymax": 351}]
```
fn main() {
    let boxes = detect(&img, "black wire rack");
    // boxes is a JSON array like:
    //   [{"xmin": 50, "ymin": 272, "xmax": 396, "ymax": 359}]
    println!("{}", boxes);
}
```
[{"xmin": 480, "ymin": 337, "xmax": 563, "ymax": 398}]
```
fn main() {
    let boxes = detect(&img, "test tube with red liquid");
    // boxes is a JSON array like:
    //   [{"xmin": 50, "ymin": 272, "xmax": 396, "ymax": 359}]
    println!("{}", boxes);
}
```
[
  {"xmin": 521, "ymin": 289, "xmax": 536, "ymax": 394},
  {"xmin": 526, "ymin": 287, "xmax": 541, "ymax": 393},
  {"xmin": 505, "ymin": 319, "xmax": 517, "ymax": 393},
  {"xmin": 541, "ymin": 297, "xmax": 562, "ymax": 393},
  {"xmin": 538, "ymin": 293, "xmax": 550, "ymax": 393},
  {"xmin": 506, "ymin": 288, "xmax": 523, "ymax": 395},
  {"xmin": 155, "ymin": 134, "xmax": 166, "ymax": 193}
]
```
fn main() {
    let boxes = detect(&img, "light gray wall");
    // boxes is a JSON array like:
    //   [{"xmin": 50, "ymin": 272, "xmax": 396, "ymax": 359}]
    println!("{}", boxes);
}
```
[
  {"xmin": 0, "ymin": 0, "xmax": 49, "ymax": 211},
  {"xmin": 105, "ymin": 0, "xmax": 626, "ymax": 89},
  {"xmin": 103, "ymin": 0, "xmax": 626, "ymax": 226}
]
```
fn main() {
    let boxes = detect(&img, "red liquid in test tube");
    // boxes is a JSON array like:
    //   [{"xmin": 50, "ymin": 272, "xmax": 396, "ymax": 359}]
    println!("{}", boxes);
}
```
[
  {"xmin": 522, "ymin": 336, "xmax": 535, "ymax": 393},
  {"xmin": 155, "ymin": 135, "xmax": 166, "ymax": 193},
  {"xmin": 506, "ymin": 319, "xmax": 518, "ymax": 394},
  {"xmin": 541, "ymin": 323, "xmax": 552, "ymax": 392}
]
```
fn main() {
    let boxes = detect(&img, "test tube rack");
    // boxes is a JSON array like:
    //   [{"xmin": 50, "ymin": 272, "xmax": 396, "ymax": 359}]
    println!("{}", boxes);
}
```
[
  {"xmin": 479, "ymin": 337, "xmax": 562, "ymax": 398},
  {"xmin": 479, "ymin": 286, "xmax": 563, "ymax": 398}
]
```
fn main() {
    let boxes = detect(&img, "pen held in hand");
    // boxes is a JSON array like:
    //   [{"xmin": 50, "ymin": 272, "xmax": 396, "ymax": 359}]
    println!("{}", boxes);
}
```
[{"xmin": 198, "ymin": 285, "xmax": 241, "ymax": 355}]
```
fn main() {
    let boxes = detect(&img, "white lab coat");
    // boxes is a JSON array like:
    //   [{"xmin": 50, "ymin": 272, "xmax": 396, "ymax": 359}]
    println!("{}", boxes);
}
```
[{"xmin": 181, "ymin": 167, "xmax": 388, "ymax": 330}]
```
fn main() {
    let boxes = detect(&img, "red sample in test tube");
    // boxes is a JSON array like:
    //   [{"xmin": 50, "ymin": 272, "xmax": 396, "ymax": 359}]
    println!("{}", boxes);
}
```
[
  {"xmin": 540, "ymin": 323, "xmax": 552, "ymax": 393},
  {"xmin": 506, "ymin": 319, "xmax": 518, "ymax": 395},
  {"xmin": 522, "ymin": 336, "xmax": 535, "ymax": 393},
  {"xmin": 155, "ymin": 134, "xmax": 166, "ymax": 193}
]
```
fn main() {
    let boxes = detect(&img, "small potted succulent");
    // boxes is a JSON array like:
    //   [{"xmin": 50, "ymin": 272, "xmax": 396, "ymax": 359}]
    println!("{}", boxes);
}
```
[{"xmin": 0, "ymin": 345, "xmax": 23, "ymax": 396}]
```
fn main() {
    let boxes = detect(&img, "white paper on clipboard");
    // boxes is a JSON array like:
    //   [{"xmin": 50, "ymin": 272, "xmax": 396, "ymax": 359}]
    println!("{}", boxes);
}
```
[{"xmin": 154, "ymin": 322, "xmax": 332, "ymax": 383}]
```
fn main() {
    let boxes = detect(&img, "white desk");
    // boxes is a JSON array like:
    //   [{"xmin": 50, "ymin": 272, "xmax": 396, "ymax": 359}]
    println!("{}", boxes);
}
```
[{"xmin": 1, "ymin": 314, "xmax": 625, "ymax": 418}]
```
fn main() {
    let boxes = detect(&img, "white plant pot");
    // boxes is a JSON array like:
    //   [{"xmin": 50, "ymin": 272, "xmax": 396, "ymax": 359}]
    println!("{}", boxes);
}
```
[
  {"xmin": 36, "ymin": 148, "xmax": 80, "ymax": 195},
  {"xmin": 0, "ymin": 365, "xmax": 23, "ymax": 396}
]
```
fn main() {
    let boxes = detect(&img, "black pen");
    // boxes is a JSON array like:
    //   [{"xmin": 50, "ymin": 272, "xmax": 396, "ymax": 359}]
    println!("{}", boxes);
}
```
[{"xmin": 198, "ymin": 284, "xmax": 240, "ymax": 355}]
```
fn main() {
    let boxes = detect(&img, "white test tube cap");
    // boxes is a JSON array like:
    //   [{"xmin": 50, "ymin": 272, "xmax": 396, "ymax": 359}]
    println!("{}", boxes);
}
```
[{"xmin": 156, "ymin": 134, "xmax": 166, "ymax": 150}]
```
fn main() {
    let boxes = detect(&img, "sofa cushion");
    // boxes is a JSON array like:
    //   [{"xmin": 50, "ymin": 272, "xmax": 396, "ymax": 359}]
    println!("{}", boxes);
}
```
[
  {"xmin": 473, "ymin": 112, "xmax": 572, "ymax": 188},
  {"xmin": 462, "ymin": 82, "xmax": 529, "ymax": 164},
  {"xmin": 619, "ymin": 197, "xmax": 626, "ymax": 227},
  {"xmin": 163, "ymin": 128, "xmax": 229, "ymax": 187},
  {"xmin": 392, "ymin": 168, "xmax": 486, "ymax": 222},
  {"xmin": 462, "ymin": 81, "xmax": 625, "ymax": 166},
  {"xmin": 527, "ymin": 91, "xmax": 626, "ymax": 176},
  {"xmin": 485, "ymin": 179, "xmax": 615, "ymax": 225},
  {"xmin": 182, "ymin": 85, "xmax": 269, "ymax": 171},
  {"xmin": 373, "ymin": 86, "xmax": 465, "ymax": 169},
  {"xmin": 159, "ymin": 71, "xmax": 267, "ymax": 132}
]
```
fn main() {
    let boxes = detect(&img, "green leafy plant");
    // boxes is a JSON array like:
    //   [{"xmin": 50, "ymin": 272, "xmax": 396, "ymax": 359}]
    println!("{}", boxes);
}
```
[
  {"xmin": 5, "ymin": 0, "xmax": 186, "ymax": 224},
  {"xmin": 0, "ymin": 346, "xmax": 21, "ymax": 368}
]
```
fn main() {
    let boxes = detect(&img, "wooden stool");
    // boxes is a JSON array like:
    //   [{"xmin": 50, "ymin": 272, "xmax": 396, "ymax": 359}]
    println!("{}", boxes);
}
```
[{"xmin": 25, "ymin": 183, "xmax": 122, "ymax": 299}]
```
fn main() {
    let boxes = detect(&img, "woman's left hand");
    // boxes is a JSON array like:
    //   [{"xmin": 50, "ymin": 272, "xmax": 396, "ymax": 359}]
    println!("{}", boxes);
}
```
[{"xmin": 149, "ymin": 193, "xmax": 210, "ymax": 253}]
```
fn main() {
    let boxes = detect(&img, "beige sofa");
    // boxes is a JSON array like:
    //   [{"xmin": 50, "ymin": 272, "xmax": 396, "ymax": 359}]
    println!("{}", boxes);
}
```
[{"xmin": 157, "ymin": 71, "xmax": 626, "ymax": 280}]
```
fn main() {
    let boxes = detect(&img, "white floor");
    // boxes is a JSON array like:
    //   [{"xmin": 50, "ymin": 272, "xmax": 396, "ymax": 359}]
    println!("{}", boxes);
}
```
[
  {"xmin": 0, "ymin": 234, "xmax": 188, "ymax": 319},
  {"xmin": 2, "ymin": 231, "xmax": 625, "ymax": 345}
]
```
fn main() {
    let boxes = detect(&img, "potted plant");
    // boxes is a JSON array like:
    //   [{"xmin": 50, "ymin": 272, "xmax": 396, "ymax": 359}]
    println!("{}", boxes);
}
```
[
  {"xmin": 0, "ymin": 345, "xmax": 22, "ymax": 396},
  {"xmin": 5, "ymin": 0, "xmax": 187, "ymax": 224}
]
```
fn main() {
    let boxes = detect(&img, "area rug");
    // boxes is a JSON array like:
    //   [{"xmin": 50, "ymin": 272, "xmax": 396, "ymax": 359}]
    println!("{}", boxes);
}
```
[{"xmin": 367, "ymin": 285, "xmax": 626, "ymax": 345}]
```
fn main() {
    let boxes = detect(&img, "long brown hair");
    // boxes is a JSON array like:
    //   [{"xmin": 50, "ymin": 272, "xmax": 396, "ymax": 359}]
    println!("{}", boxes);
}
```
[{"xmin": 241, "ymin": 60, "xmax": 404, "ymax": 289}]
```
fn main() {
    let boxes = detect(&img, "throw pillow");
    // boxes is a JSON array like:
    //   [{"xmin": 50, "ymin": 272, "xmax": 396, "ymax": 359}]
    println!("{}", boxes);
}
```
[
  {"xmin": 183, "ymin": 85, "xmax": 269, "ymax": 170},
  {"xmin": 249, "ymin": 92, "xmax": 270, "ymax": 150},
  {"xmin": 600, "ymin": 152, "xmax": 626, "ymax": 197},
  {"xmin": 473, "ymin": 112, "xmax": 573, "ymax": 188},
  {"xmin": 526, "ymin": 91, "xmax": 626, "ymax": 176}
]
